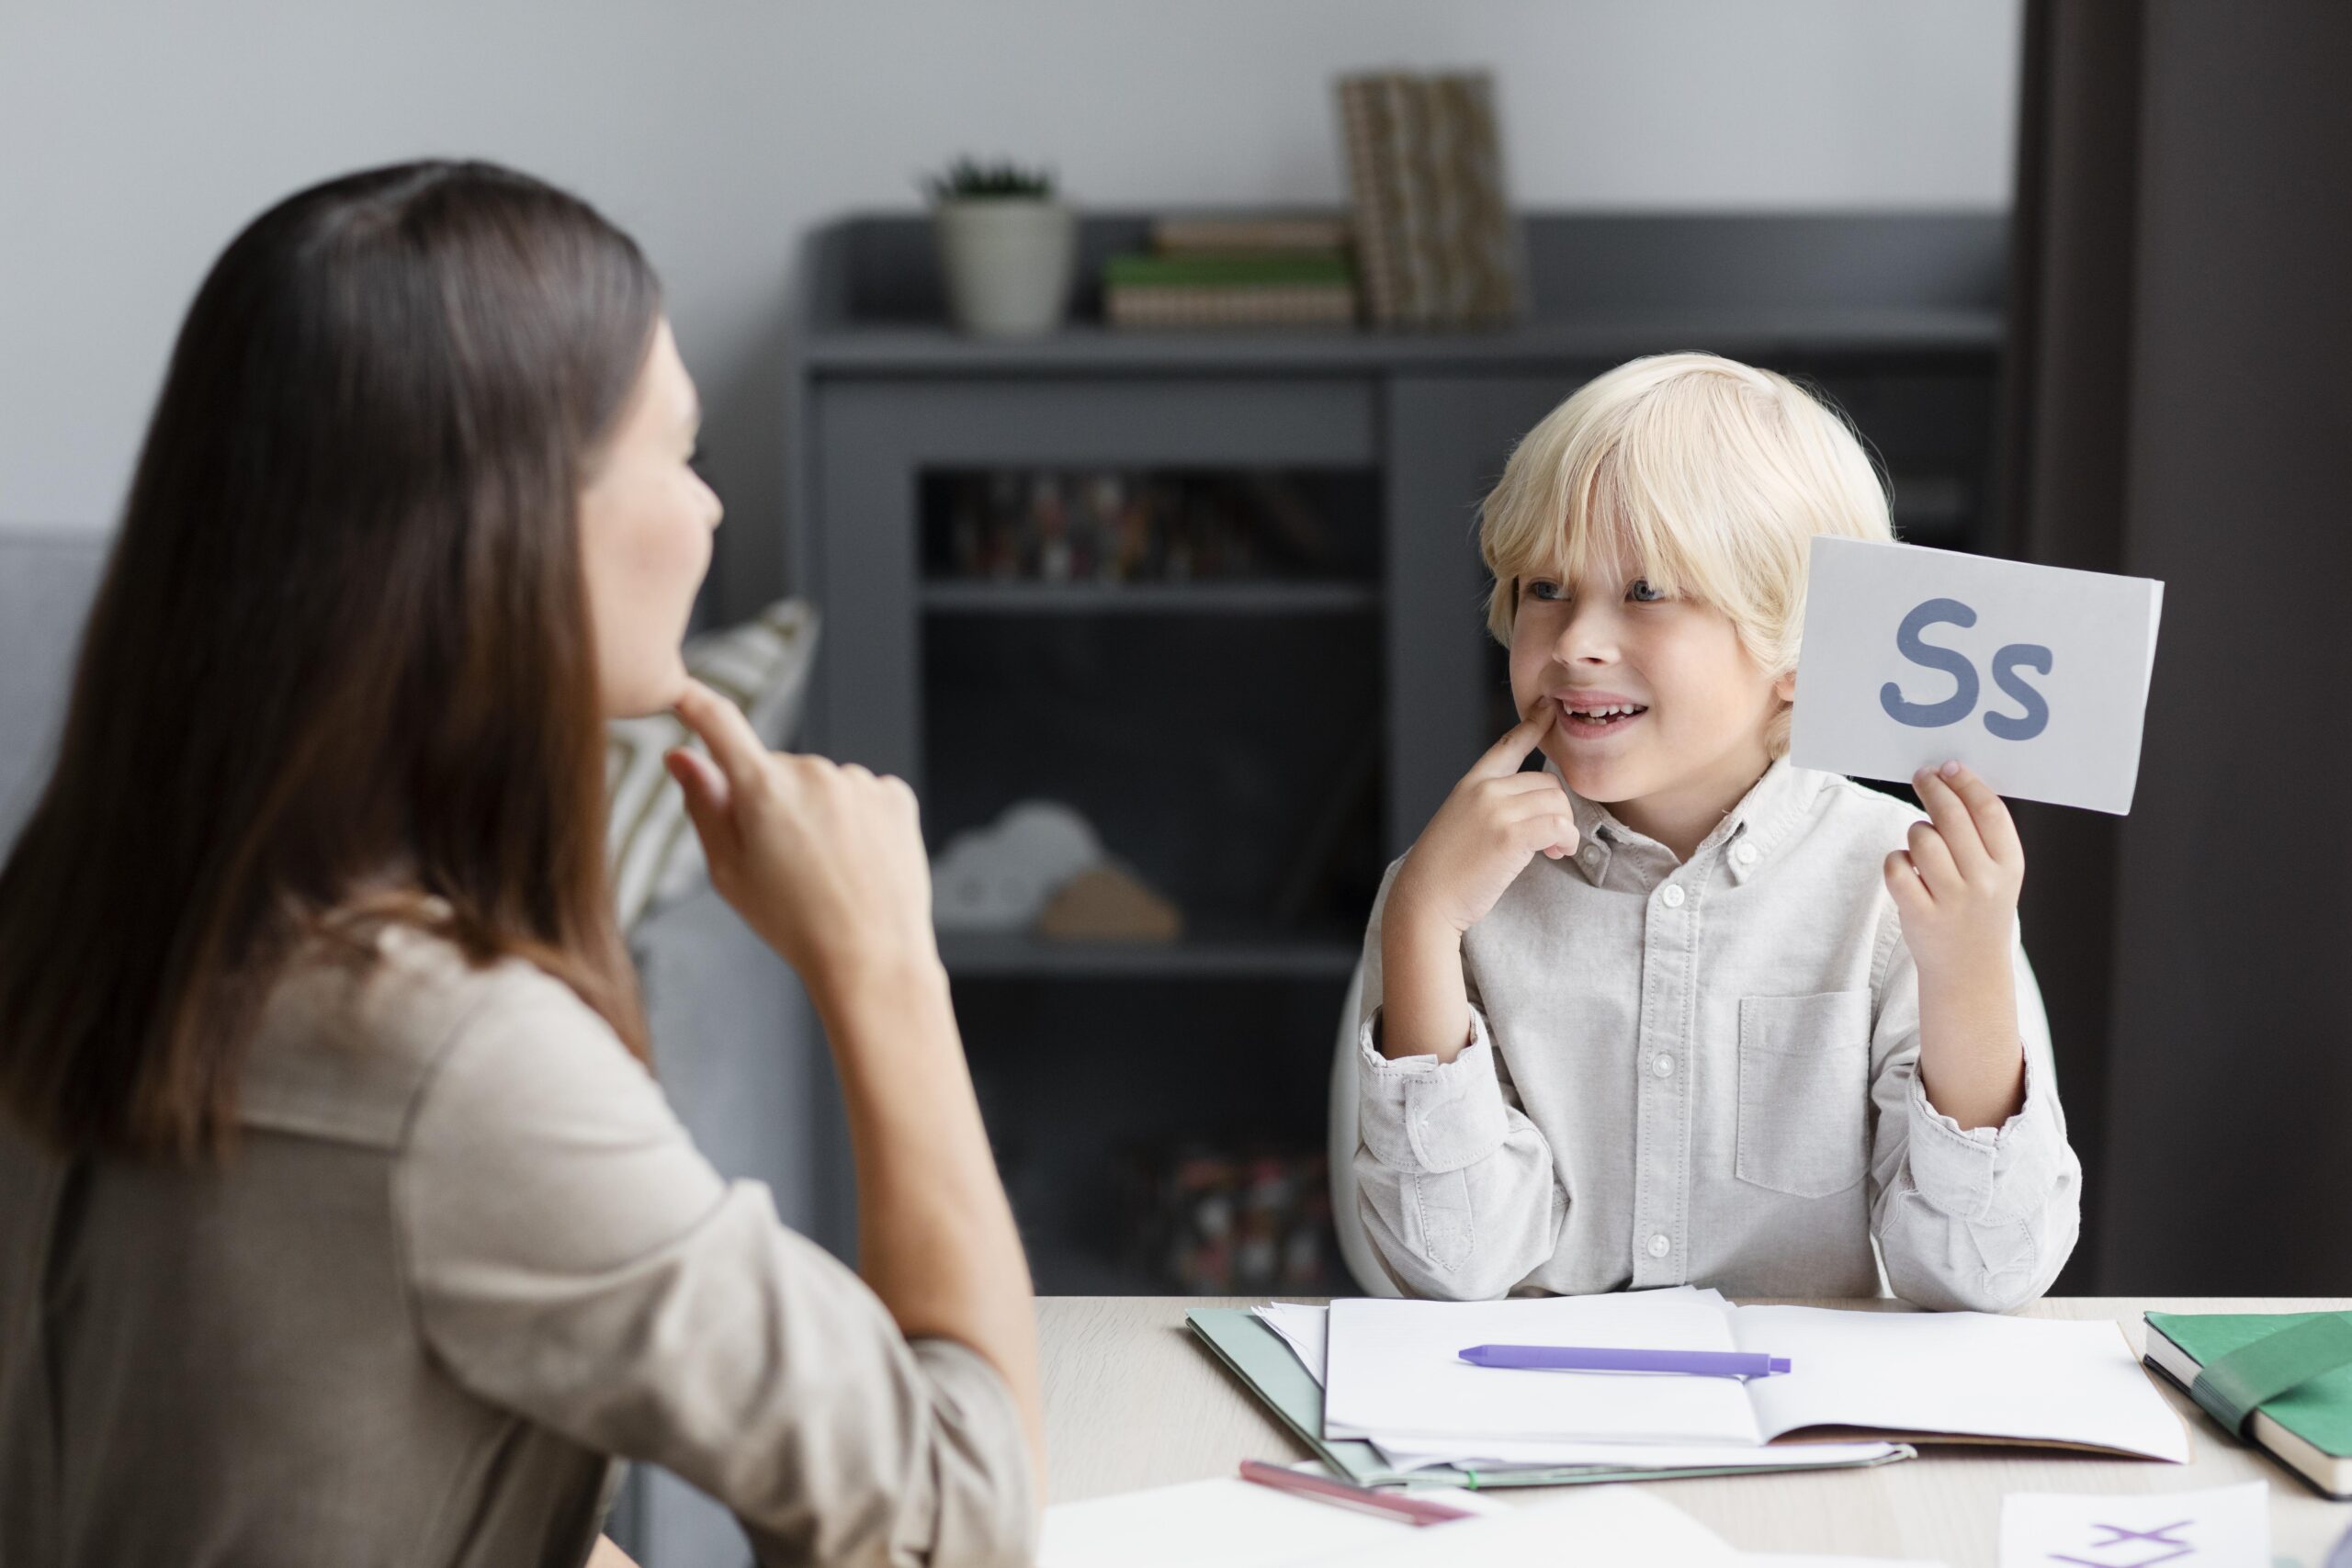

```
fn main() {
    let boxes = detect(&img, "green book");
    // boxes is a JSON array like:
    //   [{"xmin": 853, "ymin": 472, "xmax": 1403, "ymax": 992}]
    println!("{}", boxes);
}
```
[
  {"xmin": 1184, "ymin": 1308, "xmax": 1912, "ymax": 1491},
  {"xmin": 1102, "ymin": 253, "xmax": 1355, "ymax": 289},
  {"xmin": 2143, "ymin": 1310, "xmax": 2352, "ymax": 1498}
]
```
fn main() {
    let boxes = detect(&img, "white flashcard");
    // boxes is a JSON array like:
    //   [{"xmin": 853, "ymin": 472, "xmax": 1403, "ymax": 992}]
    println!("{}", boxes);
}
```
[
  {"xmin": 1790, "ymin": 537, "xmax": 2164, "ymax": 814},
  {"xmin": 1998, "ymin": 1481, "xmax": 2268, "ymax": 1568}
]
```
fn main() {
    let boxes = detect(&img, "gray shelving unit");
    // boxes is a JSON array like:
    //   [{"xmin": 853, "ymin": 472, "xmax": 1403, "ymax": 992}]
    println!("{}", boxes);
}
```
[{"xmin": 760, "ymin": 209, "xmax": 2006, "ymax": 1291}]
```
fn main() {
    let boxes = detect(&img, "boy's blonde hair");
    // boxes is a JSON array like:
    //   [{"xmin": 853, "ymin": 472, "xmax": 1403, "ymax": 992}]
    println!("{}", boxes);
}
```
[{"xmin": 1480, "ymin": 352, "xmax": 1894, "ymax": 758}]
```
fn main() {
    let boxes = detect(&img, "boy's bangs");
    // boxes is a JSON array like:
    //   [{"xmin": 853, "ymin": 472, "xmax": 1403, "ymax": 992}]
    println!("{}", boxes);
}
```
[{"xmin": 1532, "ymin": 442, "xmax": 1700, "ymax": 603}]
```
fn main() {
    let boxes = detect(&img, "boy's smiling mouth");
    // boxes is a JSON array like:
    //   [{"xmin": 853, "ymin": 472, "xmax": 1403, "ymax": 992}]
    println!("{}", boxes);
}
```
[{"xmin": 1554, "ymin": 689, "xmax": 1650, "ymax": 736}]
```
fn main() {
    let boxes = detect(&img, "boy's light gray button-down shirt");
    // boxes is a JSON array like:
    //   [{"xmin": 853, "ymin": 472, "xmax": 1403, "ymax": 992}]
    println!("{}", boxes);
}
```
[{"xmin": 1352, "ymin": 759, "xmax": 2081, "ymax": 1313}]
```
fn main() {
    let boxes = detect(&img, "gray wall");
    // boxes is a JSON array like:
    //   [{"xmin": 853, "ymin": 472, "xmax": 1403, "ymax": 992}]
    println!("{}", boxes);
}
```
[{"xmin": 2, "ymin": 0, "xmax": 2020, "ymax": 567}]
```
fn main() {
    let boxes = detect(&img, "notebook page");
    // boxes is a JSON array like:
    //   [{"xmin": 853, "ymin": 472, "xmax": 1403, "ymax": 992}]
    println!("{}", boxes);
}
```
[
  {"xmin": 1323, "ymin": 1293, "xmax": 1760, "ymax": 1446},
  {"xmin": 1730, "ymin": 1304, "xmax": 2189, "ymax": 1461},
  {"xmin": 1250, "ymin": 1303, "xmax": 1329, "ymax": 1382},
  {"xmin": 1369, "ymin": 1435, "xmax": 1905, "ymax": 1471},
  {"xmin": 1255, "ymin": 1286, "xmax": 1724, "ymax": 1390}
]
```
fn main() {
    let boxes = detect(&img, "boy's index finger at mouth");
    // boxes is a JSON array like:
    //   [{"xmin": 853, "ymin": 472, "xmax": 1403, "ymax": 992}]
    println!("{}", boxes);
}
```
[{"xmin": 1477, "ymin": 704, "xmax": 1555, "ymax": 775}]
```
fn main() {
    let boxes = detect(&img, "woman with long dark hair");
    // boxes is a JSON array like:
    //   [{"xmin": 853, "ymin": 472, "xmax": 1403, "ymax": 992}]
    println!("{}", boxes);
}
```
[{"xmin": 0, "ymin": 162, "xmax": 1039, "ymax": 1567}]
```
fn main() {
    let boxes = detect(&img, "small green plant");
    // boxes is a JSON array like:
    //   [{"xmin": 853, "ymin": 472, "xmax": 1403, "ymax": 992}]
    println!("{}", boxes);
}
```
[{"xmin": 922, "ymin": 156, "xmax": 1057, "ymax": 203}]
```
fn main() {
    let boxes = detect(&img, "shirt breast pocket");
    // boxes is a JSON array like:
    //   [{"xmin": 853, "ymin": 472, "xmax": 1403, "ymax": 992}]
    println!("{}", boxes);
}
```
[{"xmin": 1736, "ymin": 990, "xmax": 1871, "ymax": 1200}]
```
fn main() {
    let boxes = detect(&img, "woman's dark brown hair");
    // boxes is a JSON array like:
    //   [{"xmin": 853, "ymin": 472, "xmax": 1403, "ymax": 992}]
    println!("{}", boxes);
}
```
[{"xmin": 0, "ymin": 160, "xmax": 660, "ymax": 1157}]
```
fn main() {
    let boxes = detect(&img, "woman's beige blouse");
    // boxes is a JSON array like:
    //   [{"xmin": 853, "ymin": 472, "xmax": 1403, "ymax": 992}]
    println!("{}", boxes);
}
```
[{"xmin": 0, "ymin": 922, "xmax": 1035, "ymax": 1567}]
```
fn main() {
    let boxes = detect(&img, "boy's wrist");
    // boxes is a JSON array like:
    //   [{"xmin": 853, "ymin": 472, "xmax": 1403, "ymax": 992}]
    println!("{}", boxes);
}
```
[
  {"xmin": 1914, "ymin": 930, "xmax": 2012, "ymax": 994},
  {"xmin": 1376, "ymin": 901, "xmax": 1472, "ymax": 1062},
  {"xmin": 1385, "ymin": 897, "xmax": 1465, "ymax": 962}
]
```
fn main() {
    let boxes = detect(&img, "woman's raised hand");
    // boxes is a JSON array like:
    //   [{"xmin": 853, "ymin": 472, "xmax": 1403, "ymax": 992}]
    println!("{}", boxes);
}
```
[
  {"xmin": 670, "ymin": 682, "xmax": 1046, "ymax": 1499},
  {"xmin": 665, "ymin": 680, "xmax": 940, "ymax": 998}
]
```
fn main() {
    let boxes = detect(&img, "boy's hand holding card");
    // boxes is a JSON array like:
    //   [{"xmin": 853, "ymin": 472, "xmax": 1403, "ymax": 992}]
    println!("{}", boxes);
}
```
[{"xmin": 1789, "ymin": 538, "xmax": 2165, "ymax": 815}]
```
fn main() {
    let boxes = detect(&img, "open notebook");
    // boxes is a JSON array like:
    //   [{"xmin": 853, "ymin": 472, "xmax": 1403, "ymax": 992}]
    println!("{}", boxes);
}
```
[
  {"xmin": 1188, "ymin": 1302, "xmax": 1910, "ymax": 1490},
  {"xmin": 1250, "ymin": 1291, "xmax": 1904, "ymax": 1476},
  {"xmin": 1317, "ymin": 1293, "xmax": 2190, "ymax": 1463}
]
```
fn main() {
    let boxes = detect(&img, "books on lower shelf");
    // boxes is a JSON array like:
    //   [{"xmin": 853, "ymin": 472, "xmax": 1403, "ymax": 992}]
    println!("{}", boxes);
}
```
[{"xmin": 2143, "ymin": 1309, "xmax": 2352, "ymax": 1498}]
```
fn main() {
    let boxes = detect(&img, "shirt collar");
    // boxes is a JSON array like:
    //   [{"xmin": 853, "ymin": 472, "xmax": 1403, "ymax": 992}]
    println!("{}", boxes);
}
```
[{"xmin": 1554, "ymin": 756, "xmax": 1826, "ymax": 887}]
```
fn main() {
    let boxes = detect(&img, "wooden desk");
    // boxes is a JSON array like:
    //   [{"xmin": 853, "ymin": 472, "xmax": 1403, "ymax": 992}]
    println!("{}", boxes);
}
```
[{"xmin": 1037, "ymin": 1296, "xmax": 2352, "ymax": 1565}]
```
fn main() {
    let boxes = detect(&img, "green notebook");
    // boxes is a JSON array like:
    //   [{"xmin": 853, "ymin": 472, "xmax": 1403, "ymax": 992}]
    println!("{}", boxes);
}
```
[
  {"xmin": 2143, "ymin": 1310, "xmax": 2352, "ymax": 1499},
  {"xmin": 1185, "ymin": 1307, "xmax": 1913, "ymax": 1491}
]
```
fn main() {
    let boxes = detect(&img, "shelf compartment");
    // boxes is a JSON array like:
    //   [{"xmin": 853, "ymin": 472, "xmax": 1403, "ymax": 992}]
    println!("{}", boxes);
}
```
[
  {"xmin": 921, "ymin": 580, "xmax": 1380, "ymax": 615},
  {"xmin": 922, "ymin": 615, "xmax": 1385, "ymax": 937},
  {"xmin": 920, "ymin": 467, "xmax": 1380, "ymax": 589},
  {"xmin": 953, "ymin": 974, "xmax": 1351, "ymax": 1295}
]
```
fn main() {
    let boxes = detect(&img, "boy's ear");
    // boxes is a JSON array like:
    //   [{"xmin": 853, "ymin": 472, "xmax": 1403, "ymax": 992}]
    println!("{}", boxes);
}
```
[{"xmin": 1773, "ymin": 669, "xmax": 1798, "ymax": 704}]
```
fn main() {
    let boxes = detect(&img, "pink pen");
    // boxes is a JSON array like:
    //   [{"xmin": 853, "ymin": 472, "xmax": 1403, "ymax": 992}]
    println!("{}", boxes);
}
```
[{"xmin": 1237, "ymin": 1459, "xmax": 1476, "ymax": 1527}]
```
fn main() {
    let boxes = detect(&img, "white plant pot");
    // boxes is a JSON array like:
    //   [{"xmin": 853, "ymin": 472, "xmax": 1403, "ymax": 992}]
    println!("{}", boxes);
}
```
[{"xmin": 933, "ymin": 197, "xmax": 1076, "ymax": 338}]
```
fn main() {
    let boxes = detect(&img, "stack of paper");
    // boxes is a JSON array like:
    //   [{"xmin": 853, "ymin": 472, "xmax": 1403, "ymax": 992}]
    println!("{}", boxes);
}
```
[
  {"xmin": 1255, "ymin": 1289, "xmax": 1904, "ymax": 1474},
  {"xmin": 1270, "ymin": 1289, "xmax": 2189, "ymax": 1471}
]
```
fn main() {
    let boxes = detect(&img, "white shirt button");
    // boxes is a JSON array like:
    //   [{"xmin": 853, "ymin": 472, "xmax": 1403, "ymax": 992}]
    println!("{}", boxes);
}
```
[
  {"xmin": 1653, "ymin": 1053, "xmax": 1675, "ymax": 1077},
  {"xmin": 1734, "ymin": 842, "xmax": 1758, "ymax": 866},
  {"xmin": 1646, "ymin": 1233, "xmax": 1671, "ymax": 1258},
  {"xmin": 1661, "ymin": 885, "xmax": 1686, "ymax": 908},
  {"xmin": 1581, "ymin": 844, "xmax": 1600, "ymax": 863}
]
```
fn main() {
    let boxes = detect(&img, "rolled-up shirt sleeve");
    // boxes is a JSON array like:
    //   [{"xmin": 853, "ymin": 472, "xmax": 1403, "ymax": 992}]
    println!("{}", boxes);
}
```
[
  {"xmin": 394, "ymin": 973, "xmax": 1034, "ymax": 1568},
  {"xmin": 1351, "ymin": 868, "xmax": 1566, "ymax": 1301},
  {"xmin": 1866, "ymin": 920, "xmax": 2082, "ymax": 1314}
]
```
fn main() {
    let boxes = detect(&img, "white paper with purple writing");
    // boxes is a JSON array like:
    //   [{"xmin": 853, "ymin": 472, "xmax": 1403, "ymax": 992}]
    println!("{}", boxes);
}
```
[
  {"xmin": 1790, "ymin": 537, "xmax": 2164, "ymax": 815},
  {"xmin": 1998, "ymin": 1481, "xmax": 2267, "ymax": 1568}
]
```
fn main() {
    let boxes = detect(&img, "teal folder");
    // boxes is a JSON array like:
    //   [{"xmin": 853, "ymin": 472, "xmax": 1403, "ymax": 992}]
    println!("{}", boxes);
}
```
[{"xmin": 1185, "ymin": 1307, "xmax": 1914, "ymax": 1490}]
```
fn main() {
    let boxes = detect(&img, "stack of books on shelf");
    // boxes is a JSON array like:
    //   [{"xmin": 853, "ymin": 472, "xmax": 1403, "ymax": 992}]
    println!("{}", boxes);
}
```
[
  {"xmin": 1102, "ymin": 215, "xmax": 1360, "ymax": 329},
  {"xmin": 1335, "ymin": 71, "xmax": 1524, "ymax": 328}
]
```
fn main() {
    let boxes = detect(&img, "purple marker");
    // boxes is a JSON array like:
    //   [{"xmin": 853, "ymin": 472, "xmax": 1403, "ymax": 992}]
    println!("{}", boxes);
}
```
[{"xmin": 1458, "ymin": 1344, "xmax": 1792, "ymax": 1377}]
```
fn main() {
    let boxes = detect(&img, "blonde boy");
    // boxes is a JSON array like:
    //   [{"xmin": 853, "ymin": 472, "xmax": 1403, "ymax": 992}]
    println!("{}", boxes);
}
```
[{"xmin": 1353, "ymin": 353, "xmax": 2080, "ymax": 1310}]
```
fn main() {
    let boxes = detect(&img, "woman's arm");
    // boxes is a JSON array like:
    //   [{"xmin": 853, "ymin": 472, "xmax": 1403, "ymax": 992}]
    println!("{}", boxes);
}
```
[
  {"xmin": 398, "ymin": 969, "xmax": 1035, "ymax": 1567},
  {"xmin": 815, "ymin": 954, "xmax": 1041, "ymax": 1475},
  {"xmin": 666, "ymin": 681, "xmax": 1043, "ymax": 1491}
]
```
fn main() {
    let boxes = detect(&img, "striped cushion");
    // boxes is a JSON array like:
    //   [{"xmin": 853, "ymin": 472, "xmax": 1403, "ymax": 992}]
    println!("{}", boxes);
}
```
[{"xmin": 605, "ymin": 599, "xmax": 819, "ymax": 931}]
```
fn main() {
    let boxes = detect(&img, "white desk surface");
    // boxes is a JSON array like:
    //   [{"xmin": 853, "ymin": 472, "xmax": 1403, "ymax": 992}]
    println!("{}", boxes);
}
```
[{"xmin": 1036, "ymin": 1295, "xmax": 2352, "ymax": 1565}]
